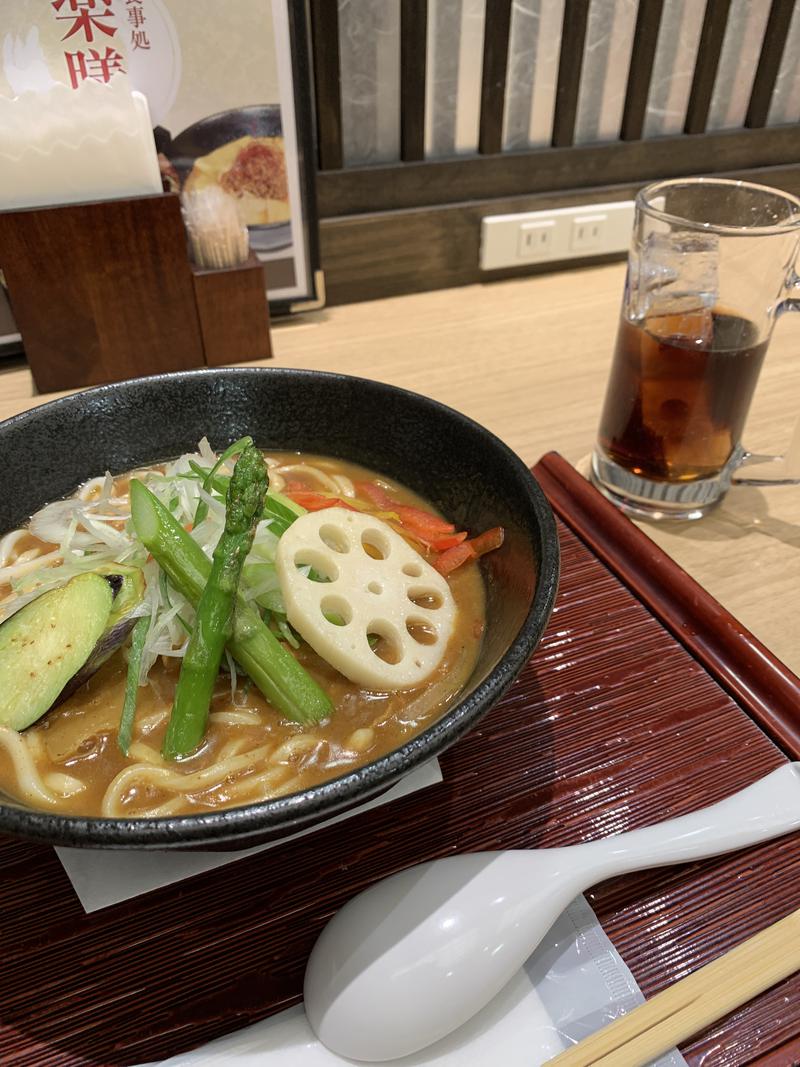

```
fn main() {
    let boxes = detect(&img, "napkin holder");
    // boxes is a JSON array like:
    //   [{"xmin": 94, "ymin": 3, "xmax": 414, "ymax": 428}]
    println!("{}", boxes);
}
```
[{"xmin": 0, "ymin": 192, "xmax": 272, "ymax": 393}]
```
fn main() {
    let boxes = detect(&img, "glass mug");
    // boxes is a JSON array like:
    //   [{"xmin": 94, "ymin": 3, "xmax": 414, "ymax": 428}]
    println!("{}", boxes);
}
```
[{"xmin": 591, "ymin": 177, "xmax": 800, "ymax": 520}]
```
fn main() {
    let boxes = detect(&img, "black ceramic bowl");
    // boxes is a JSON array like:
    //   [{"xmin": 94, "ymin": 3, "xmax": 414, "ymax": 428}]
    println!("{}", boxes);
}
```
[{"xmin": 0, "ymin": 368, "xmax": 559, "ymax": 848}]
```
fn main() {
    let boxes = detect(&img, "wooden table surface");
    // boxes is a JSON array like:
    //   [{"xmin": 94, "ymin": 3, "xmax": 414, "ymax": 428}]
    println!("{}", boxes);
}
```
[{"xmin": 2, "ymin": 261, "xmax": 800, "ymax": 673}]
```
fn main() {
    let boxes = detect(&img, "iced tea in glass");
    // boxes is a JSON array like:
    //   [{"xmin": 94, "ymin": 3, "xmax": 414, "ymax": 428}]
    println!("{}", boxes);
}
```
[{"xmin": 592, "ymin": 178, "xmax": 800, "ymax": 519}]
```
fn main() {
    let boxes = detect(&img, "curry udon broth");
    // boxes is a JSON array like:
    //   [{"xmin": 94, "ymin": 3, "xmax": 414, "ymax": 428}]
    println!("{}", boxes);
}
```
[{"xmin": 0, "ymin": 453, "xmax": 486, "ymax": 818}]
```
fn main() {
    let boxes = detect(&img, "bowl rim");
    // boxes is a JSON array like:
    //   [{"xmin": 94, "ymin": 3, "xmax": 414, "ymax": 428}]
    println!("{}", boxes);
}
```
[{"xmin": 0, "ymin": 366, "xmax": 560, "ymax": 847}]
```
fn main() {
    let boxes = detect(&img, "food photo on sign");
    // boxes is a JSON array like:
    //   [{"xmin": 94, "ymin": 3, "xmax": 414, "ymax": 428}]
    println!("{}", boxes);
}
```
[{"xmin": 0, "ymin": 0, "xmax": 320, "ymax": 339}]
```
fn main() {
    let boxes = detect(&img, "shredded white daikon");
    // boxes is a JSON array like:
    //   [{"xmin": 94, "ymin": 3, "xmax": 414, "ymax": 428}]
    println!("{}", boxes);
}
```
[{"xmin": 0, "ymin": 441, "xmax": 284, "ymax": 687}]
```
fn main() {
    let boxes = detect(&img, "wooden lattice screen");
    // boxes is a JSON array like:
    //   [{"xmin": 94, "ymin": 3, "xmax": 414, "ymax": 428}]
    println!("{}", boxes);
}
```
[{"xmin": 308, "ymin": 0, "xmax": 800, "ymax": 303}]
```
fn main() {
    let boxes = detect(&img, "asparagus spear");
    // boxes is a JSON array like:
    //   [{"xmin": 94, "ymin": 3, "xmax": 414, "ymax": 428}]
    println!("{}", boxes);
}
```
[
  {"xmin": 118, "ymin": 614, "xmax": 151, "ymax": 757},
  {"xmin": 130, "ymin": 477, "xmax": 332, "ymax": 732},
  {"xmin": 162, "ymin": 445, "xmax": 268, "ymax": 758},
  {"xmin": 187, "ymin": 460, "xmax": 306, "ymax": 537}
]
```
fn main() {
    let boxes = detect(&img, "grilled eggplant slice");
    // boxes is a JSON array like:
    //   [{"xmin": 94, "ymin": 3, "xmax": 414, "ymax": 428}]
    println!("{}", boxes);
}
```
[
  {"xmin": 56, "ymin": 565, "xmax": 147, "ymax": 704},
  {"xmin": 95, "ymin": 562, "xmax": 146, "ymax": 630},
  {"xmin": 0, "ymin": 572, "xmax": 114, "ymax": 730}
]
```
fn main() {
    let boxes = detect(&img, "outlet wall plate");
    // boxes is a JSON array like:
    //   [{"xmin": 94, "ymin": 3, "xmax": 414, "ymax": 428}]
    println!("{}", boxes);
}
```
[{"xmin": 480, "ymin": 200, "xmax": 636, "ymax": 272}]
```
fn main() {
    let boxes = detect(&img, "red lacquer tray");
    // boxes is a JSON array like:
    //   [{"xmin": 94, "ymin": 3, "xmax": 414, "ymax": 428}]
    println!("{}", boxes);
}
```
[{"xmin": 2, "ymin": 453, "xmax": 800, "ymax": 1066}]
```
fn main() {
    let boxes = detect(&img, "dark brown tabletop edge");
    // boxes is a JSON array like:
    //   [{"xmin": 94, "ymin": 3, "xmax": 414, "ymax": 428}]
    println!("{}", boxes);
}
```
[{"xmin": 534, "ymin": 451, "xmax": 800, "ymax": 760}]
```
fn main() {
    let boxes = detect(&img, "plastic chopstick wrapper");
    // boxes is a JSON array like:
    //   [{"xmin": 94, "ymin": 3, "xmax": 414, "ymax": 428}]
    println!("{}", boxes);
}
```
[{"xmin": 139, "ymin": 895, "xmax": 687, "ymax": 1067}]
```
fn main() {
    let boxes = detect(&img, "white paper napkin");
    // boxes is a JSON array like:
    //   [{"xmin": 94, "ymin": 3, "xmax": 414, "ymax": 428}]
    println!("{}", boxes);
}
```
[
  {"xmin": 0, "ymin": 75, "xmax": 161, "ymax": 210},
  {"xmin": 55, "ymin": 760, "xmax": 442, "ymax": 912}
]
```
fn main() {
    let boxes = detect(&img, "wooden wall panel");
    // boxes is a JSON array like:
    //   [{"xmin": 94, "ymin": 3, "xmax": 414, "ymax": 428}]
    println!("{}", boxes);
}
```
[
  {"xmin": 317, "ymin": 125, "xmax": 800, "ymax": 217},
  {"xmin": 400, "ymin": 0, "xmax": 428, "ymax": 161},
  {"xmin": 309, "ymin": 0, "xmax": 343, "ymax": 170},
  {"xmin": 684, "ymin": 0, "xmax": 732, "ymax": 135},
  {"xmin": 552, "ymin": 0, "xmax": 590, "ymax": 148},
  {"xmin": 620, "ymin": 0, "xmax": 665, "ymax": 142},
  {"xmin": 478, "ymin": 0, "xmax": 513, "ymax": 155},
  {"xmin": 318, "ymin": 164, "xmax": 800, "ymax": 305},
  {"xmin": 746, "ymin": 0, "xmax": 796, "ymax": 129}
]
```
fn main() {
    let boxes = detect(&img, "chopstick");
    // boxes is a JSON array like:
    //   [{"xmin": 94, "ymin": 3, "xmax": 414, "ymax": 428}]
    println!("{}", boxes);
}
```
[{"xmin": 547, "ymin": 906, "xmax": 800, "ymax": 1066}]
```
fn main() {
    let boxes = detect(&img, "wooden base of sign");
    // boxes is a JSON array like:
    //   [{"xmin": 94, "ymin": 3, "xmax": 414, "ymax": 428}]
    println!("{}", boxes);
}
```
[
  {"xmin": 192, "ymin": 254, "xmax": 272, "ymax": 367},
  {"xmin": 0, "ymin": 193, "xmax": 272, "ymax": 393}
]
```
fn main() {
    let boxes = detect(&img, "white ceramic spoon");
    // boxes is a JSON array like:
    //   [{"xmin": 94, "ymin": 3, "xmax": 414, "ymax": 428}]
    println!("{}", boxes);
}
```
[{"xmin": 304, "ymin": 763, "xmax": 800, "ymax": 1062}]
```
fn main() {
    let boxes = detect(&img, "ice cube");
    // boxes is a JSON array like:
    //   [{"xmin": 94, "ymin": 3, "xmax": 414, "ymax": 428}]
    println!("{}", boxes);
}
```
[{"xmin": 636, "ymin": 230, "xmax": 720, "ymax": 318}]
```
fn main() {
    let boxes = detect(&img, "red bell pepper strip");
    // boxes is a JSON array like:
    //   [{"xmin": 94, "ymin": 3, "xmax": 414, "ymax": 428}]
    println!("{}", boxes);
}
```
[
  {"xmin": 357, "ymin": 480, "xmax": 503, "ymax": 571},
  {"xmin": 357, "ymin": 482, "xmax": 455, "ymax": 538},
  {"xmin": 468, "ymin": 526, "xmax": 505, "ymax": 557},
  {"xmin": 356, "ymin": 481, "xmax": 394, "ymax": 509},
  {"xmin": 434, "ymin": 542, "xmax": 476, "ymax": 576},
  {"xmin": 394, "ymin": 505, "xmax": 455, "ymax": 537},
  {"xmin": 434, "ymin": 526, "xmax": 505, "ymax": 576},
  {"xmin": 428, "ymin": 530, "xmax": 468, "ymax": 552},
  {"xmin": 286, "ymin": 490, "xmax": 359, "ymax": 513}
]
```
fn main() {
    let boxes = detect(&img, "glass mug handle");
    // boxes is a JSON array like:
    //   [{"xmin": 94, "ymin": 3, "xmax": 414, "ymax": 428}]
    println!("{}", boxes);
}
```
[
  {"xmin": 733, "ymin": 272, "xmax": 800, "ymax": 486},
  {"xmin": 734, "ymin": 418, "xmax": 800, "ymax": 484}
]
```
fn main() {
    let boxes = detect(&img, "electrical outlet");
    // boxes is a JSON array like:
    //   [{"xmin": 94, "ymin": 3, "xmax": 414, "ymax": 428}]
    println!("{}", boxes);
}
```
[
  {"xmin": 570, "ymin": 213, "xmax": 607, "ymax": 251},
  {"xmin": 480, "ymin": 200, "xmax": 635, "ymax": 271},
  {"xmin": 518, "ymin": 220, "xmax": 555, "ymax": 260}
]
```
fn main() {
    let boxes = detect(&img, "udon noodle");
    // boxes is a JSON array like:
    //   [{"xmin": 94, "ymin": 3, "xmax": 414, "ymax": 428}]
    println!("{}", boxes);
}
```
[{"xmin": 0, "ymin": 450, "xmax": 486, "ymax": 818}]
